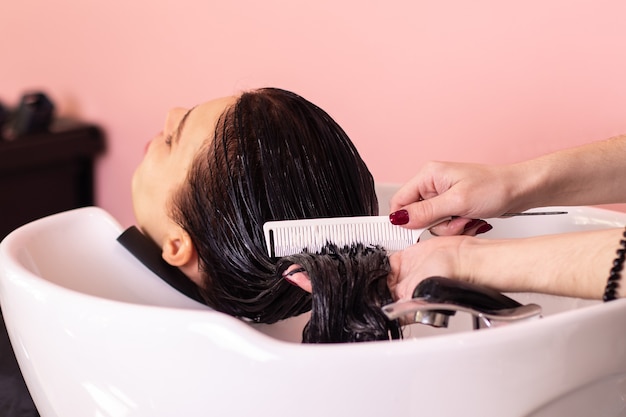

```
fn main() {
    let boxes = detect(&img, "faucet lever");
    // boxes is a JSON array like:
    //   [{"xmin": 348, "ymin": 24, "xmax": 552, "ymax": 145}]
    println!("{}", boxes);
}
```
[{"xmin": 382, "ymin": 277, "xmax": 542, "ymax": 330}]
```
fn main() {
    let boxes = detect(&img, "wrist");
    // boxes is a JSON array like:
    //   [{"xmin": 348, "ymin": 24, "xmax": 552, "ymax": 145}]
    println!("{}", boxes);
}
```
[
  {"xmin": 505, "ymin": 159, "xmax": 554, "ymax": 212},
  {"xmin": 455, "ymin": 236, "xmax": 492, "ymax": 288},
  {"xmin": 456, "ymin": 236, "xmax": 538, "ymax": 293}
]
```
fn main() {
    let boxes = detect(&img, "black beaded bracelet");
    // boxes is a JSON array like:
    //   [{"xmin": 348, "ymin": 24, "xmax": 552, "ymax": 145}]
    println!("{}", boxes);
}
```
[{"xmin": 603, "ymin": 228, "xmax": 626, "ymax": 302}]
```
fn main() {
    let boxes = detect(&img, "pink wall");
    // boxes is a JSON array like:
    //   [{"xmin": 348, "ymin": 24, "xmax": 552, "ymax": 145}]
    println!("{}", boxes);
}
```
[{"xmin": 2, "ymin": 1, "xmax": 626, "ymax": 226}]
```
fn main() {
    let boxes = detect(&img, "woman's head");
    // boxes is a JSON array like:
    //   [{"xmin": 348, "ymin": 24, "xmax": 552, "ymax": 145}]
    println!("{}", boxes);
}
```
[
  {"xmin": 132, "ymin": 95, "xmax": 237, "ymax": 284},
  {"xmin": 132, "ymin": 88, "xmax": 378, "ymax": 324}
]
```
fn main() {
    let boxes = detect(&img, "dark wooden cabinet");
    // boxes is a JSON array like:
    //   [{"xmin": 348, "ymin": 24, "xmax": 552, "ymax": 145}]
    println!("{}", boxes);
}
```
[
  {"xmin": 0, "ymin": 118, "xmax": 105, "ymax": 239},
  {"xmin": 0, "ymin": 118, "xmax": 104, "ymax": 416}
]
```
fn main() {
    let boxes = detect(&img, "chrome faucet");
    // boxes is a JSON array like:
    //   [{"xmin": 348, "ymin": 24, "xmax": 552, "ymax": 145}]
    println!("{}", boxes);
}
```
[{"xmin": 382, "ymin": 277, "xmax": 542, "ymax": 330}]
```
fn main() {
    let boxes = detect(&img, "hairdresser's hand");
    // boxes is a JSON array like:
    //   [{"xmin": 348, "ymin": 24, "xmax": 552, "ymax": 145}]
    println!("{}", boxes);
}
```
[
  {"xmin": 389, "ymin": 228, "xmax": 623, "ymax": 302},
  {"xmin": 389, "ymin": 161, "xmax": 527, "ymax": 235},
  {"xmin": 388, "ymin": 235, "xmax": 468, "ymax": 301}
]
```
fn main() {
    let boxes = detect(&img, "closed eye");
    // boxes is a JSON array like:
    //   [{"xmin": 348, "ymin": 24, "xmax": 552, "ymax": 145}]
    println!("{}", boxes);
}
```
[
  {"xmin": 164, "ymin": 132, "xmax": 174, "ymax": 146},
  {"xmin": 170, "ymin": 107, "xmax": 196, "ymax": 146}
]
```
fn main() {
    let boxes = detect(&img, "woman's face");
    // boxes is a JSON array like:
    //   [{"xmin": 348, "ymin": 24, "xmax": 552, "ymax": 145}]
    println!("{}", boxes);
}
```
[{"xmin": 132, "ymin": 95, "xmax": 236, "ymax": 245}]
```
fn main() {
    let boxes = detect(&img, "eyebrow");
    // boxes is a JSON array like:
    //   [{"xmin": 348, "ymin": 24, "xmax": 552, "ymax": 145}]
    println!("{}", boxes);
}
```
[{"xmin": 172, "ymin": 106, "xmax": 196, "ymax": 145}]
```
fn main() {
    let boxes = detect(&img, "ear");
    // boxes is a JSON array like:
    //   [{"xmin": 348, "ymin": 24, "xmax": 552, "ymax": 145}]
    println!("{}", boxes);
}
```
[
  {"xmin": 162, "ymin": 227, "xmax": 195, "ymax": 266},
  {"xmin": 161, "ymin": 225, "xmax": 203, "ymax": 286}
]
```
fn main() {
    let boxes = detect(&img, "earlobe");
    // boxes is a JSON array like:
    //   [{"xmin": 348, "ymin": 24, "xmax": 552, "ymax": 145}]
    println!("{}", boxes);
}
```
[{"xmin": 161, "ymin": 228, "xmax": 205, "ymax": 287}]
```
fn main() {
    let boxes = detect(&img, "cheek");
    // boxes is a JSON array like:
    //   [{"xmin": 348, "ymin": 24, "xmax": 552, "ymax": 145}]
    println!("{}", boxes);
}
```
[
  {"xmin": 131, "ymin": 162, "xmax": 147, "ymax": 203},
  {"xmin": 133, "ymin": 150, "xmax": 163, "ymax": 196},
  {"xmin": 131, "ymin": 159, "xmax": 159, "ymax": 223},
  {"xmin": 131, "ymin": 168, "xmax": 146, "ymax": 223}
]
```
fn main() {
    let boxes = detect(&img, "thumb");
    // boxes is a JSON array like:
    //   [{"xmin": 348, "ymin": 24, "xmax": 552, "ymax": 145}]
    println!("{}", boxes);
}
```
[{"xmin": 389, "ymin": 195, "xmax": 452, "ymax": 229}]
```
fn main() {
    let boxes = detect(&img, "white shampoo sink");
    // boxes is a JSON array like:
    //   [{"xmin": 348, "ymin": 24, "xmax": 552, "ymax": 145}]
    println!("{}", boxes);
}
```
[{"xmin": 1, "ymin": 185, "xmax": 625, "ymax": 417}]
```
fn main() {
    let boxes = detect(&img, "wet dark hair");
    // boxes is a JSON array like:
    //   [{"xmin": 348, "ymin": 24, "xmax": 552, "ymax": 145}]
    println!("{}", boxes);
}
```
[
  {"xmin": 278, "ymin": 244, "xmax": 402, "ymax": 343},
  {"xmin": 171, "ymin": 88, "xmax": 378, "ymax": 325}
]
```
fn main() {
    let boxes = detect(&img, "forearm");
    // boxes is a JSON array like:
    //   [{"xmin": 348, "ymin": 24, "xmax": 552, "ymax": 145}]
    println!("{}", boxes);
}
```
[
  {"xmin": 460, "ymin": 228, "xmax": 624, "ymax": 299},
  {"xmin": 510, "ymin": 135, "xmax": 626, "ymax": 210}
]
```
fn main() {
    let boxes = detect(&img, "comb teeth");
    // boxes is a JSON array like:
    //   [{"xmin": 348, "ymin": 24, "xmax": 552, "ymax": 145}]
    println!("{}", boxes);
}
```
[{"xmin": 263, "ymin": 216, "xmax": 427, "ymax": 257}]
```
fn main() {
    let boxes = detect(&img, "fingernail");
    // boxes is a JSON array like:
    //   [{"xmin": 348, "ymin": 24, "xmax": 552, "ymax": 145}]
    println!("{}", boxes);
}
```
[
  {"xmin": 476, "ymin": 223, "xmax": 493, "ymax": 234},
  {"xmin": 389, "ymin": 209, "xmax": 409, "ymax": 225},
  {"xmin": 463, "ymin": 219, "xmax": 482, "ymax": 232}
]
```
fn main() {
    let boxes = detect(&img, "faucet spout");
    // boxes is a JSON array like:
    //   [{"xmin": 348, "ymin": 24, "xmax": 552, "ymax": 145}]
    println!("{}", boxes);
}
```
[{"xmin": 382, "ymin": 277, "xmax": 542, "ymax": 330}]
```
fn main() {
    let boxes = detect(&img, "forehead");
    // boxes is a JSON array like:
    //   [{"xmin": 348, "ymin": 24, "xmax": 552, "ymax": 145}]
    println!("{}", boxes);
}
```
[{"xmin": 186, "ymin": 95, "xmax": 237, "ymax": 134}]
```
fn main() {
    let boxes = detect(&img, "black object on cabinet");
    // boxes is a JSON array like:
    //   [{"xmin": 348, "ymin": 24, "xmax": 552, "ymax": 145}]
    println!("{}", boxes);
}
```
[{"xmin": 0, "ymin": 118, "xmax": 105, "ymax": 239}]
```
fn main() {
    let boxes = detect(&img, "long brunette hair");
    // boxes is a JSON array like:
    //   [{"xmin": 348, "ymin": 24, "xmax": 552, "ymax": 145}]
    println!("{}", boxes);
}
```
[
  {"xmin": 171, "ymin": 88, "xmax": 378, "ymax": 325},
  {"xmin": 278, "ymin": 243, "xmax": 402, "ymax": 343}
]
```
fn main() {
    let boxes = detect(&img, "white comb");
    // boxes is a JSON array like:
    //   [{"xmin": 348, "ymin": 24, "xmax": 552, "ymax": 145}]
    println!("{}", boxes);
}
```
[{"xmin": 263, "ymin": 216, "xmax": 435, "ymax": 257}]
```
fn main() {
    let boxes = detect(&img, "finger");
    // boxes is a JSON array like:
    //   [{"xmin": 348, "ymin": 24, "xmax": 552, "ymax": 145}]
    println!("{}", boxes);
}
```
[
  {"xmin": 461, "ymin": 220, "xmax": 493, "ymax": 236},
  {"xmin": 282, "ymin": 264, "xmax": 312, "ymax": 293},
  {"xmin": 387, "ymin": 252, "xmax": 402, "ymax": 298},
  {"xmin": 389, "ymin": 194, "xmax": 459, "ymax": 229},
  {"xmin": 389, "ymin": 175, "xmax": 427, "ymax": 212},
  {"xmin": 429, "ymin": 217, "xmax": 467, "ymax": 236},
  {"xmin": 395, "ymin": 275, "xmax": 416, "ymax": 301},
  {"xmin": 387, "ymin": 253, "xmax": 414, "ymax": 301}
]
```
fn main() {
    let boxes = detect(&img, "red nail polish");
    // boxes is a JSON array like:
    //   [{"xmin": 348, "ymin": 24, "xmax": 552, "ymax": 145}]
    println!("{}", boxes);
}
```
[
  {"xmin": 389, "ymin": 209, "xmax": 409, "ymax": 225},
  {"xmin": 463, "ymin": 219, "xmax": 482, "ymax": 232},
  {"xmin": 476, "ymin": 223, "xmax": 493, "ymax": 234}
]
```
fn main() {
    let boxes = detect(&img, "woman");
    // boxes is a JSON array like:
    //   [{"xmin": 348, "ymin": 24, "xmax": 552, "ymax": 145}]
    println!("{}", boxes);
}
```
[{"xmin": 131, "ymin": 87, "xmax": 400, "ymax": 342}]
